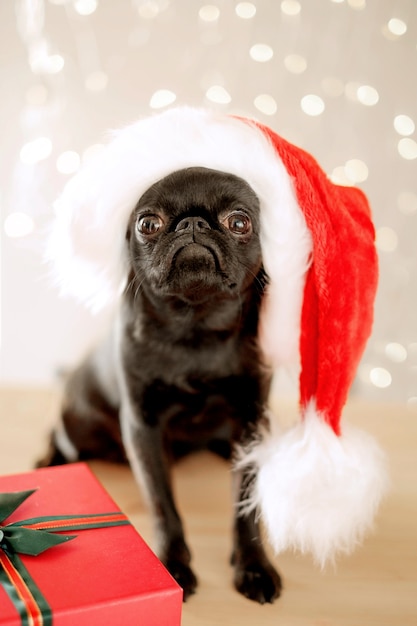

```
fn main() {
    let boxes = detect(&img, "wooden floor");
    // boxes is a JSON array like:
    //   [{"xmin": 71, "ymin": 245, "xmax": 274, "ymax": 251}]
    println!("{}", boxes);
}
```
[{"xmin": 1, "ymin": 386, "xmax": 416, "ymax": 626}]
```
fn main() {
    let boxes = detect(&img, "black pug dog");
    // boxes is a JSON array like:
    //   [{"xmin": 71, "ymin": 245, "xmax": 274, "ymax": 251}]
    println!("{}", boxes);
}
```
[{"xmin": 39, "ymin": 166, "xmax": 282, "ymax": 603}]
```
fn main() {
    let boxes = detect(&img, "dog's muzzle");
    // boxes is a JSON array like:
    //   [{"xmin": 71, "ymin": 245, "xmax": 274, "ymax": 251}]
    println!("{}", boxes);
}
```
[
  {"xmin": 163, "ymin": 218, "xmax": 229, "ymax": 301},
  {"xmin": 171, "ymin": 216, "xmax": 221, "ymax": 274}
]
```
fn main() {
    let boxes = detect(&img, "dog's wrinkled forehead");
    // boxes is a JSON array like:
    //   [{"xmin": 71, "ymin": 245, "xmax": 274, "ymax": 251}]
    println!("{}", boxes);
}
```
[{"xmin": 134, "ymin": 166, "xmax": 260, "ymax": 222}]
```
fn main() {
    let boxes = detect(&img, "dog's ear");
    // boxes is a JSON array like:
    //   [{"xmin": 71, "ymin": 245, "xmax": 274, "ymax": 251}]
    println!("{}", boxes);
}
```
[{"xmin": 125, "ymin": 216, "xmax": 133, "ymax": 243}]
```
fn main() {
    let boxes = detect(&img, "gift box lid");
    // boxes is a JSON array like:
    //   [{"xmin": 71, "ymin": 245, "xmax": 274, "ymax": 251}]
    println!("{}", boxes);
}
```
[{"xmin": 0, "ymin": 463, "xmax": 182, "ymax": 626}]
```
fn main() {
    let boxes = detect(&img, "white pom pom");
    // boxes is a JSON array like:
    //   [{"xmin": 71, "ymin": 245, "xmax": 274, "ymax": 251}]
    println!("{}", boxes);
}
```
[{"xmin": 236, "ymin": 401, "xmax": 389, "ymax": 567}]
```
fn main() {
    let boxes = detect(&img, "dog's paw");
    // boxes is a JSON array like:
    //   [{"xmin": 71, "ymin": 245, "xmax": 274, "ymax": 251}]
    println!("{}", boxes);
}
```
[
  {"xmin": 166, "ymin": 558, "xmax": 198, "ymax": 601},
  {"xmin": 233, "ymin": 560, "xmax": 282, "ymax": 604}
]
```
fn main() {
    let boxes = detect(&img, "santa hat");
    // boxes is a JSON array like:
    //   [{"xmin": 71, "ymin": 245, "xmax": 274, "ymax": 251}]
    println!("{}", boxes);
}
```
[{"xmin": 47, "ymin": 107, "xmax": 388, "ymax": 566}]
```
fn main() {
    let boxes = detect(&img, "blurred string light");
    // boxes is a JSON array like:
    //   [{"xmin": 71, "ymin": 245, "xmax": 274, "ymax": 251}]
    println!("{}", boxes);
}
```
[
  {"xmin": 382, "ymin": 17, "xmax": 408, "ymax": 41},
  {"xmin": 387, "ymin": 18, "xmax": 407, "ymax": 36},
  {"xmin": 301, "ymin": 94, "xmax": 325, "ymax": 116},
  {"xmin": 254, "ymin": 94, "xmax": 277, "ymax": 115},
  {"xmin": 199, "ymin": 5, "xmax": 220, "ymax": 22},
  {"xmin": 4, "ymin": 213, "xmax": 35, "ymax": 238},
  {"xmin": 398, "ymin": 138, "xmax": 417, "ymax": 160},
  {"xmin": 133, "ymin": 0, "xmax": 168, "ymax": 20},
  {"xmin": 280, "ymin": 1, "xmax": 301, "ymax": 16},
  {"xmin": 385, "ymin": 342, "xmax": 407, "ymax": 363},
  {"xmin": 359, "ymin": 363, "xmax": 392, "ymax": 389},
  {"xmin": 73, "ymin": 0, "xmax": 98, "ymax": 16},
  {"xmin": 205, "ymin": 85, "xmax": 231, "ymax": 104},
  {"xmin": 330, "ymin": 159, "xmax": 369, "ymax": 185},
  {"xmin": 370, "ymin": 367, "xmax": 392, "ymax": 388},
  {"xmin": 235, "ymin": 2, "xmax": 256, "ymax": 19},
  {"xmin": 344, "ymin": 158, "xmax": 369, "ymax": 182},
  {"xmin": 330, "ymin": 0, "xmax": 367, "ymax": 8},
  {"xmin": 394, "ymin": 114, "xmax": 415, "ymax": 136},
  {"xmin": 249, "ymin": 43, "xmax": 274, "ymax": 62},
  {"xmin": 357, "ymin": 84, "xmax": 379, "ymax": 106},
  {"xmin": 33, "ymin": 52, "xmax": 64, "ymax": 74},
  {"xmin": 344, "ymin": 82, "xmax": 380, "ymax": 106},
  {"xmin": 347, "ymin": 0, "xmax": 366, "ymax": 10},
  {"xmin": 284, "ymin": 54, "xmax": 307, "ymax": 74},
  {"xmin": 20, "ymin": 137, "xmax": 53, "ymax": 164},
  {"xmin": 330, "ymin": 167, "xmax": 354, "ymax": 186},
  {"xmin": 149, "ymin": 89, "xmax": 177, "ymax": 108}
]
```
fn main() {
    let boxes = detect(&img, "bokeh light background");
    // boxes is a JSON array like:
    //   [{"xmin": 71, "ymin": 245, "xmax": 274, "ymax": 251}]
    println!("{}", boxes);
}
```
[{"xmin": 0, "ymin": 0, "xmax": 416, "ymax": 407}]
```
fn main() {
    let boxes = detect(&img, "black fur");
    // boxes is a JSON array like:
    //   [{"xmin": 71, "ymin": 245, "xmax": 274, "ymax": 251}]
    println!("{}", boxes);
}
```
[{"xmin": 39, "ymin": 167, "xmax": 282, "ymax": 603}]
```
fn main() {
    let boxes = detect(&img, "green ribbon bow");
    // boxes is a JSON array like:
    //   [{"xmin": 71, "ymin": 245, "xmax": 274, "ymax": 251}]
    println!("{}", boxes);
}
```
[{"xmin": 0, "ymin": 489, "xmax": 75, "ymax": 556}]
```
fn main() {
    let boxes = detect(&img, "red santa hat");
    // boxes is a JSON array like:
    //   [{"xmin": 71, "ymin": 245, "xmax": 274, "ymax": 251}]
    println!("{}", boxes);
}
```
[{"xmin": 47, "ymin": 107, "xmax": 388, "ymax": 566}]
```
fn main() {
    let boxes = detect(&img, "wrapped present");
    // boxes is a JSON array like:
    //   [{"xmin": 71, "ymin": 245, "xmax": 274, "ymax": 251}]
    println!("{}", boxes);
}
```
[{"xmin": 0, "ymin": 463, "xmax": 182, "ymax": 625}]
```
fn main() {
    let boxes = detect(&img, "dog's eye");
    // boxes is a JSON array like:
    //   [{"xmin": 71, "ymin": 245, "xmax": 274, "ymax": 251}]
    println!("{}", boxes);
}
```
[
  {"xmin": 137, "ymin": 214, "xmax": 164, "ymax": 236},
  {"xmin": 223, "ymin": 212, "xmax": 252, "ymax": 236}
]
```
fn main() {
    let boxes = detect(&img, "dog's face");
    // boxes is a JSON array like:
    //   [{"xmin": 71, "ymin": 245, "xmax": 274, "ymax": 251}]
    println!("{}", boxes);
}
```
[{"xmin": 127, "ymin": 167, "xmax": 263, "ymax": 304}]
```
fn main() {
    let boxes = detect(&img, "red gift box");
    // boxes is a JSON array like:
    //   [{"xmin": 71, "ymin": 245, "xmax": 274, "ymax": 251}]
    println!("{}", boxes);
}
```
[{"xmin": 0, "ymin": 463, "xmax": 182, "ymax": 625}]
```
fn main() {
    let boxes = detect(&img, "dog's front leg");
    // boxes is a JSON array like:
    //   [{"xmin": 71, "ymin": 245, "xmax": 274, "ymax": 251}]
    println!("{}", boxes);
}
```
[
  {"xmin": 119, "ymin": 396, "xmax": 197, "ymax": 601},
  {"xmin": 231, "ymin": 465, "xmax": 282, "ymax": 604}
]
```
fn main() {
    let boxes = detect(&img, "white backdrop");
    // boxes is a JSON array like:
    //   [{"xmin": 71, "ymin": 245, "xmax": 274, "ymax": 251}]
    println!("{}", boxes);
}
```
[{"xmin": 0, "ymin": 0, "xmax": 416, "ymax": 406}]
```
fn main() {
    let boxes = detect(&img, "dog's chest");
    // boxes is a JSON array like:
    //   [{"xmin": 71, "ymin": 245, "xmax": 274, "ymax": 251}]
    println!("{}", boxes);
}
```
[
  {"xmin": 141, "ymin": 374, "xmax": 241, "ymax": 432},
  {"xmin": 123, "ymin": 319, "xmax": 262, "ymax": 432},
  {"xmin": 139, "ymin": 327, "xmax": 246, "ymax": 382}
]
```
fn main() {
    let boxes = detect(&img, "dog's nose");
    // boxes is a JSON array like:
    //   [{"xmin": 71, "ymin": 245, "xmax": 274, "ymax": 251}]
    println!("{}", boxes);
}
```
[{"xmin": 175, "ymin": 216, "xmax": 211, "ymax": 233}]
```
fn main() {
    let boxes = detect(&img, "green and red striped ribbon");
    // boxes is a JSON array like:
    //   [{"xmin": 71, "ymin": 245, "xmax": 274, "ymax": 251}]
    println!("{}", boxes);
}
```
[
  {"xmin": 0, "ymin": 489, "xmax": 130, "ymax": 625},
  {"xmin": 0, "ymin": 550, "xmax": 51, "ymax": 626}
]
